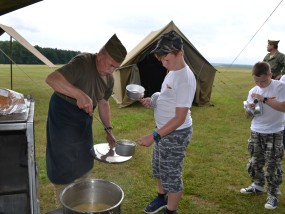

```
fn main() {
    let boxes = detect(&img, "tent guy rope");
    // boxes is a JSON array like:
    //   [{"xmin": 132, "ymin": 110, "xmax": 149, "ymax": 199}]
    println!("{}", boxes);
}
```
[
  {"xmin": 212, "ymin": 0, "xmax": 284, "ymax": 103},
  {"xmin": 0, "ymin": 47, "xmax": 53, "ymax": 95},
  {"xmin": 230, "ymin": 0, "xmax": 283, "ymax": 66}
]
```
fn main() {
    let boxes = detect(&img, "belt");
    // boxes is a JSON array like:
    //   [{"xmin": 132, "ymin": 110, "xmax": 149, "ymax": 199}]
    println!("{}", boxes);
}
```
[{"xmin": 55, "ymin": 92, "xmax": 77, "ymax": 106}]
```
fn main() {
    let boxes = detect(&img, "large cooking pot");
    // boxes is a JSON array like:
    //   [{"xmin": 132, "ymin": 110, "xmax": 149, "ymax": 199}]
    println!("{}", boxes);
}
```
[
  {"xmin": 115, "ymin": 139, "xmax": 136, "ymax": 157},
  {"xmin": 60, "ymin": 179, "xmax": 124, "ymax": 214}
]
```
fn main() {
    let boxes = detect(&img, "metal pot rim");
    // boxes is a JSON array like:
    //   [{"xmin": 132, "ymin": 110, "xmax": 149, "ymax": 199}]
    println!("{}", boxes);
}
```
[
  {"xmin": 116, "ymin": 139, "xmax": 136, "ymax": 147},
  {"xmin": 126, "ymin": 84, "xmax": 145, "ymax": 93},
  {"xmin": 60, "ymin": 179, "xmax": 124, "ymax": 213}
]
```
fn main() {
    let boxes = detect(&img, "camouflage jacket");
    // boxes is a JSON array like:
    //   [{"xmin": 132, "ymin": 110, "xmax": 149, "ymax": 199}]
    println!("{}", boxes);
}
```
[{"xmin": 263, "ymin": 50, "xmax": 285, "ymax": 78}]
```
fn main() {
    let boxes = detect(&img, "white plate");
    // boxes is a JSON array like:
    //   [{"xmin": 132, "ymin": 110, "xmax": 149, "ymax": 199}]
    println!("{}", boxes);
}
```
[{"xmin": 91, "ymin": 143, "xmax": 132, "ymax": 163}]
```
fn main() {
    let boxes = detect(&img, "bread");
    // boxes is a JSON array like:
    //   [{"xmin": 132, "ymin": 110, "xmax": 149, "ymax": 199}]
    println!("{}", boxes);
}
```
[
  {"xmin": 0, "ymin": 88, "xmax": 10, "ymax": 109},
  {"xmin": 0, "ymin": 88, "xmax": 25, "ymax": 115}
]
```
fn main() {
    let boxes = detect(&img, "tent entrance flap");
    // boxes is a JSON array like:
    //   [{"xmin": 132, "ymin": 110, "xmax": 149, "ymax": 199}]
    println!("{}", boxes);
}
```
[
  {"xmin": 137, "ymin": 54, "xmax": 167, "ymax": 97},
  {"xmin": 112, "ymin": 21, "xmax": 217, "ymax": 107}
]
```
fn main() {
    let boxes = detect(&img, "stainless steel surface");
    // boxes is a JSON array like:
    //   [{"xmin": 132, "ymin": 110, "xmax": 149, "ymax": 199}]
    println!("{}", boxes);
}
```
[
  {"xmin": 91, "ymin": 143, "xmax": 132, "ymax": 163},
  {"xmin": 92, "ymin": 116, "xmax": 134, "ymax": 159},
  {"xmin": 60, "ymin": 179, "xmax": 124, "ymax": 214},
  {"xmin": 126, "ymin": 84, "xmax": 145, "ymax": 101},
  {"xmin": 115, "ymin": 139, "xmax": 136, "ymax": 157},
  {"xmin": 0, "ymin": 96, "xmax": 40, "ymax": 214},
  {"xmin": 0, "ymin": 98, "xmax": 31, "ymax": 130}
]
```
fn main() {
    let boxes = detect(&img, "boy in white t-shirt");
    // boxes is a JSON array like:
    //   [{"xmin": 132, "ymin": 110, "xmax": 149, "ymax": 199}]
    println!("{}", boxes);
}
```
[
  {"xmin": 240, "ymin": 61, "xmax": 285, "ymax": 210},
  {"xmin": 137, "ymin": 31, "xmax": 196, "ymax": 214}
]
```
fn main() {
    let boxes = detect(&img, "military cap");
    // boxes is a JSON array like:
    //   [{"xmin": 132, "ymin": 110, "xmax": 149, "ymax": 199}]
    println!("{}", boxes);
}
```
[
  {"xmin": 151, "ymin": 30, "xmax": 183, "ymax": 56},
  {"xmin": 268, "ymin": 39, "xmax": 280, "ymax": 45},
  {"xmin": 104, "ymin": 34, "xmax": 127, "ymax": 63}
]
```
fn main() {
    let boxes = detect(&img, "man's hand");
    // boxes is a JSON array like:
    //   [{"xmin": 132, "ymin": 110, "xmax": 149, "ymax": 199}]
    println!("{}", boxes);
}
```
[{"xmin": 76, "ymin": 93, "xmax": 93, "ymax": 116}]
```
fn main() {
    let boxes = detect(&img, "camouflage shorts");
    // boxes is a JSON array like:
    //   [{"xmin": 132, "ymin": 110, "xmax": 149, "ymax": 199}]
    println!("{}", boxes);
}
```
[{"xmin": 152, "ymin": 126, "xmax": 192, "ymax": 192}]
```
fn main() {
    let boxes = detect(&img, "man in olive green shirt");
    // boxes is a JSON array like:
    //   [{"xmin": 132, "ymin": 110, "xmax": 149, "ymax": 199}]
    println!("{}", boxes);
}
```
[
  {"xmin": 46, "ymin": 34, "xmax": 127, "ymax": 207},
  {"xmin": 263, "ymin": 40, "xmax": 285, "ymax": 80}
]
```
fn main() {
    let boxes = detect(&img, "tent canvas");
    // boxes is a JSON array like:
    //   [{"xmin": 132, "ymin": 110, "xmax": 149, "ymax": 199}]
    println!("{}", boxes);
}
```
[
  {"xmin": 0, "ymin": 23, "xmax": 56, "ymax": 89},
  {"xmin": 0, "ymin": 24, "xmax": 55, "ymax": 68},
  {"xmin": 0, "ymin": 0, "xmax": 42, "ymax": 16},
  {"xmin": 112, "ymin": 21, "xmax": 217, "ymax": 107}
]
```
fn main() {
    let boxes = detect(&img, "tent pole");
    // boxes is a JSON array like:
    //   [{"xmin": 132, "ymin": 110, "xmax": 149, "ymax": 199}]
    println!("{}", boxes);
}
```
[{"xmin": 9, "ymin": 35, "xmax": 13, "ymax": 90}]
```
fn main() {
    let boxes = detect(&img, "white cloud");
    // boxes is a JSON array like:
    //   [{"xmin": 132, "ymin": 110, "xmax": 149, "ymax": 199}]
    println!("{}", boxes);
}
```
[{"xmin": 1, "ymin": 0, "xmax": 285, "ymax": 65}]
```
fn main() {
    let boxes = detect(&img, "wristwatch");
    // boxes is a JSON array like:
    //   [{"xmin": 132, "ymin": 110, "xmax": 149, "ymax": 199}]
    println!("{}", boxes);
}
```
[
  {"xmin": 263, "ymin": 97, "xmax": 268, "ymax": 103},
  {"xmin": 104, "ymin": 127, "xmax": 113, "ymax": 131},
  {"xmin": 153, "ymin": 131, "xmax": 161, "ymax": 143}
]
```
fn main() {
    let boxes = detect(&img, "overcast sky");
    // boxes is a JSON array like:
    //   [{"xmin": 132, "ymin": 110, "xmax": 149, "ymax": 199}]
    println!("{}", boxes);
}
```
[{"xmin": 1, "ymin": 0, "xmax": 284, "ymax": 65}]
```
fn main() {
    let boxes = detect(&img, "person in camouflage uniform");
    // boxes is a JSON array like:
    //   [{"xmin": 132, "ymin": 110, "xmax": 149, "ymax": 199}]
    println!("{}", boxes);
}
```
[
  {"xmin": 263, "ymin": 40, "xmax": 285, "ymax": 80},
  {"xmin": 137, "ymin": 31, "xmax": 196, "ymax": 214},
  {"xmin": 240, "ymin": 61, "xmax": 285, "ymax": 210}
]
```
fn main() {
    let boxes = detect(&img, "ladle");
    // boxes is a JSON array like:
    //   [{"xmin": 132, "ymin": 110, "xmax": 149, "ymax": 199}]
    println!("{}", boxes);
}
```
[{"xmin": 93, "ymin": 115, "xmax": 136, "ymax": 157}]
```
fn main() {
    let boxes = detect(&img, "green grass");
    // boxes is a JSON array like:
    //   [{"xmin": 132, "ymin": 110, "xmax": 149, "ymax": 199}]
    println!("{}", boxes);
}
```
[{"xmin": 0, "ymin": 64, "xmax": 284, "ymax": 214}]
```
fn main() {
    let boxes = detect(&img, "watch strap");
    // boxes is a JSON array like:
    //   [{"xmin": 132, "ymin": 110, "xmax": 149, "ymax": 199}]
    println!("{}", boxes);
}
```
[
  {"xmin": 153, "ymin": 131, "xmax": 161, "ymax": 142},
  {"xmin": 104, "ymin": 127, "xmax": 113, "ymax": 131}
]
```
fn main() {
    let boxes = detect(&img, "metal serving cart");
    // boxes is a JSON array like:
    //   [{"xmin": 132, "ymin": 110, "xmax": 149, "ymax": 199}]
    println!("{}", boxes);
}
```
[{"xmin": 0, "ymin": 96, "xmax": 40, "ymax": 214}]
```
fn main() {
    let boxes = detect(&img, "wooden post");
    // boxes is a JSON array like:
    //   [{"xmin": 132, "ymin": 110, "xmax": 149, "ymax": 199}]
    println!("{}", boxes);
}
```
[{"xmin": 9, "ymin": 35, "xmax": 13, "ymax": 90}]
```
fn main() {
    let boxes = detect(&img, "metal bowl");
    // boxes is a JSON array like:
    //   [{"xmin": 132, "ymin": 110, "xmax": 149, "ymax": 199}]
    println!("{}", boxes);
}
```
[
  {"xmin": 115, "ymin": 139, "xmax": 136, "ymax": 157},
  {"xmin": 150, "ymin": 92, "xmax": 160, "ymax": 108},
  {"xmin": 126, "ymin": 84, "xmax": 145, "ymax": 101},
  {"xmin": 60, "ymin": 179, "xmax": 124, "ymax": 214}
]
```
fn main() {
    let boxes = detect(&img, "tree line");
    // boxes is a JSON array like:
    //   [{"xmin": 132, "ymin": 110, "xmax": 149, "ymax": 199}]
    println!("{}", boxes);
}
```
[{"xmin": 0, "ymin": 40, "xmax": 81, "ymax": 64}]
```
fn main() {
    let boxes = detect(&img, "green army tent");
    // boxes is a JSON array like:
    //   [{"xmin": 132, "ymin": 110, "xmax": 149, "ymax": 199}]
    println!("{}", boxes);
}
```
[{"xmin": 112, "ymin": 21, "xmax": 217, "ymax": 107}]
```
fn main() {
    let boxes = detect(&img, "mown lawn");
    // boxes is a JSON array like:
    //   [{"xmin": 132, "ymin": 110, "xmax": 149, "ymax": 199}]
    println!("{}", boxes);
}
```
[{"xmin": 0, "ymin": 64, "xmax": 284, "ymax": 214}]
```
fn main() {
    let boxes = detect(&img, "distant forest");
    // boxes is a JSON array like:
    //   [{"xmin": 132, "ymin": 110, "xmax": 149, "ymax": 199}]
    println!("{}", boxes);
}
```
[{"xmin": 0, "ymin": 41, "xmax": 81, "ymax": 64}]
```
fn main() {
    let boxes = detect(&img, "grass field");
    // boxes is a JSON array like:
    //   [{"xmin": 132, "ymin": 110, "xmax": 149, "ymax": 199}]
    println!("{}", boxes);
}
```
[{"xmin": 0, "ymin": 64, "xmax": 284, "ymax": 214}]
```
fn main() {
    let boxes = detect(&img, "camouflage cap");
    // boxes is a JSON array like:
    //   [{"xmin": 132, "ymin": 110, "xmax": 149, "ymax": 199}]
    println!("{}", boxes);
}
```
[
  {"xmin": 268, "ymin": 39, "xmax": 280, "ymax": 45},
  {"xmin": 104, "ymin": 34, "xmax": 127, "ymax": 63},
  {"xmin": 151, "ymin": 30, "xmax": 183, "ymax": 56}
]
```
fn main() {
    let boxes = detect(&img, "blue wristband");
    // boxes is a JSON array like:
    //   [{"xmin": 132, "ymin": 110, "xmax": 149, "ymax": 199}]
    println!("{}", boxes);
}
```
[{"xmin": 153, "ymin": 131, "xmax": 161, "ymax": 143}]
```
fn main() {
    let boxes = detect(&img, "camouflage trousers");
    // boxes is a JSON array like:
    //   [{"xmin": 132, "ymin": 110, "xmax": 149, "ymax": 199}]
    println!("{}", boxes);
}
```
[
  {"xmin": 152, "ymin": 126, "xmax": 192, "ymax": 193},
  {"xmin": 247, "ymin": 131, "xmax": 284, "ymax": 196}
]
